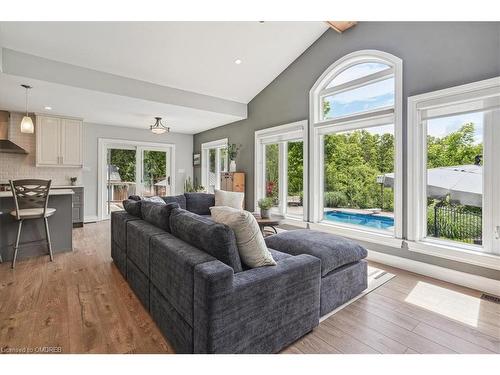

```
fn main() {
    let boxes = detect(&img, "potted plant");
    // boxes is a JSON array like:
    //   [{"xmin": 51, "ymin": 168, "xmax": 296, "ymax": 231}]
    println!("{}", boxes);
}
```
[
  {"xmin": 227, "ymin": 143, "xmax": 241, "ymax": 172},
  {"xmin": 258, "ymin": 197, "xmax": 274, "ymax": 219},
  {"xmin": 70, "ymin": 176, "xmax": 78, "ymax": 186}
]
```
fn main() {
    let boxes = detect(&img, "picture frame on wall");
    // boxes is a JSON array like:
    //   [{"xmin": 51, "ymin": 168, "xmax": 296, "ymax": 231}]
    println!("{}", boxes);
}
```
[{"xmin": 193, "ymin": 153, "xmax": 201, "ymax": 166}]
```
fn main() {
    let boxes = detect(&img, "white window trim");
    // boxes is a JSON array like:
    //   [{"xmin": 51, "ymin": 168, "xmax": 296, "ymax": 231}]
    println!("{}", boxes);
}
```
[
  {"xmin": 309, "ymin": 50, "xmax": 404, "ymax": 240},
  {"xmin": 407, "ymin": 76, "xmax": 500, "ymax": 270},
  {"xmin": 254, "ymin": 120, "xmax": 307, "ymax": 220},
  {"xmin": 97, "ymin": 138, "xmax": 176, "ymax": 221},
  {"xmin": 201, "ymin": 138, "xmax": 228, "ymax": 191}
]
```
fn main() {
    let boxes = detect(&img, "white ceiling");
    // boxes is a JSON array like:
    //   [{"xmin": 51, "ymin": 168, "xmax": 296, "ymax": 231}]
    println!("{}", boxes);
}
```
[
  {"xmin": 0, "ymin": 22, "xmax": 328, "ymax": 103},
  {"xmin": 0, "ymin": 73, "xmax": 242, "ymax": 134}
]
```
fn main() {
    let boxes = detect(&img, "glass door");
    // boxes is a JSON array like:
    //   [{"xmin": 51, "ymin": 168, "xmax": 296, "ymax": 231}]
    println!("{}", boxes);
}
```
[
  {"xmin": 137, "ymin": 146, "xmax": 172, "ymax": 198},
  {"xmin": 106, "ymin": 146, "xmax": 137, "ymax": 215}
]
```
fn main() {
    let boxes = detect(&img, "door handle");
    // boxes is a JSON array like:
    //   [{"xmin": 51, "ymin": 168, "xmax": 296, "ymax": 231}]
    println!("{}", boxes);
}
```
[
  {"xmin": 495, "ymin": 226, "xmax": 500, "ymax": 240},
  {"xmin": 167, "ymin": 176, "xmax": 171, "ymax": 185}
]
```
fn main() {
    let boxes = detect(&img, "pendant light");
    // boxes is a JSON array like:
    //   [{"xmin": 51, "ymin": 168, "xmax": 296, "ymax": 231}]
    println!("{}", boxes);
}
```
[
  {"xmin": 150, "ymin": 117, "xmax": 170, "ymax": 134},
  {"xmin": 20, "ymin": 84, "xmax": 34, "ymax": 134}
]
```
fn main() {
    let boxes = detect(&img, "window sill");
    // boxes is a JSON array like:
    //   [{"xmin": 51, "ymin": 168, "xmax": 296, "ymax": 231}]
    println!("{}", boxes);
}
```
[
  {"xmin": 307, "ymin": 221, "xmax": 403, "ymax": 248},
  {"xmin": 406, "ymin": 239, "xmax": 500, "ymax": 271}
]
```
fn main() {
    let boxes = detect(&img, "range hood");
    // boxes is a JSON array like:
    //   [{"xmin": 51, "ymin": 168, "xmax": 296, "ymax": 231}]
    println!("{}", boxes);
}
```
[{"xmin": 0, "ymin": 110, "xmax": 28, "ymax": 154}]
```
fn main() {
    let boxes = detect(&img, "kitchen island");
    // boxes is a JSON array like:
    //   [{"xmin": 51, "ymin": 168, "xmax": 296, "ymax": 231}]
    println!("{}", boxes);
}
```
[{"xmin": 0, "ymin": 189, "xmax": 74, "ymax": 262}]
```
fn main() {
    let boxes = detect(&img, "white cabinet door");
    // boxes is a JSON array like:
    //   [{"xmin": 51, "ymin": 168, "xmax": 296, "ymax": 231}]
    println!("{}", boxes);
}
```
[
  {"xmin": 61, "ymin": 119, "xmax": 83, "ymax": 166},
  {"xmin": 36, "ymin": 116, "xmax": 61, "ymax": 166}
]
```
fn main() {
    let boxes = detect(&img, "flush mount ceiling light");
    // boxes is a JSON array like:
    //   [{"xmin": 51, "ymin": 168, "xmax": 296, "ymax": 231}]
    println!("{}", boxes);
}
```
[
  {"xmin": 44, "ymin": 106, "xmax": 52, "ymax": 110},
  {"xmin": 234, "ymin": 59, "xmax": 242, "ymax": 65},
  {"xmin": 20, "ymin": 84, "xmax": 34, "ymax": 133},
  {"xmin": 150, "ymin": 117, "xmax": 170, "ymax": 134}
]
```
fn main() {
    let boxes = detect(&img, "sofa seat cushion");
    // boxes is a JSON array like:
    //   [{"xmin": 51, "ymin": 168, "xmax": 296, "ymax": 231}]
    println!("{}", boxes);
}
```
[
  {"xmin": 170, "ymin": 208, "xmax": 243, "ymax": 273},
  {"xmin": 185, "ymin": 193, "xmax": 215, "ymax": 215},
  {"xmin": 141, "ymin": 201, "xmax": 179, "ymax": 232},
  {"xmin": 264, "ymin": 229, "xmax": 367, "ymax": 277},
  {"xmin": 162, "ymin": 194, "xmax": 187, "ymax": 210}
]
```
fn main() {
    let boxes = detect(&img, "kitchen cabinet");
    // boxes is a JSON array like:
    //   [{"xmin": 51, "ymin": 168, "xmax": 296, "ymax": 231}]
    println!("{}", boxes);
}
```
[{"xmin": 36, "ymin": 115, "xmax": 83, "ymax": 167}]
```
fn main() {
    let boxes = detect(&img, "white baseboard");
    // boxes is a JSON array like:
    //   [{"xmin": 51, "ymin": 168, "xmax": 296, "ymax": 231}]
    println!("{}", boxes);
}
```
[
  {"xmin": 367, "ymin": 250, "xmax": 500, "ymax": 297},
  {"xmin": 84, "ymin": 215, "xmax": 99, "ymax": 223}
]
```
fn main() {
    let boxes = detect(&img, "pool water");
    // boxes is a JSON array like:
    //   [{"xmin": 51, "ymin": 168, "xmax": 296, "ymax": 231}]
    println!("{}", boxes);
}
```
[{"xmin": 324, "ymin": 210, "xmax": 394, "ymax": 230}]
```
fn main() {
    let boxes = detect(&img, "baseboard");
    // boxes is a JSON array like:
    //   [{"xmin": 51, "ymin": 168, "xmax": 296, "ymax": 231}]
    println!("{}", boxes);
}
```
[
  {"xmin": 84, "ymin": 215, "xmax": 99, "ymax": 223},
  {"xmin": 367, "ymin": 250, "xmax": 500, "ymax": 297}
]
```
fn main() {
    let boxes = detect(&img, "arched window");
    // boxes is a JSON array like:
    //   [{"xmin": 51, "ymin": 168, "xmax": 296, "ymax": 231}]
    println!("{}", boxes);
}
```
[{"xmin": 309, "ymin": 50, "xmax": 403, "ymax": 240}]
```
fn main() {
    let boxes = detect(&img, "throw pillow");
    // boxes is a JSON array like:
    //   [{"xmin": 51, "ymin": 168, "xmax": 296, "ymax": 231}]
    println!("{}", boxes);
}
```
[
  {"xmin": 210, "ymin": 206, "xmax": 276, "ymax": 268},
  {"xmin": 122, "ymin": 199, "xmax": 142, "ymax": 217},
  {"xmin": 214, "ymin": 189, "xmax": 244, "ymax": 210},
  {"xmin": 141, "ymin": 201, "xmax": 179, "ymax": 232},
  {"xmin": 142, "ymin": 196, "xmax": 166, "ymax": 204}
]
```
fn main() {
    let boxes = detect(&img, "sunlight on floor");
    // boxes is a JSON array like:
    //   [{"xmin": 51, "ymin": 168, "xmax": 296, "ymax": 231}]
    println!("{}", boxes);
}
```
[{"xmin": 405, "ymin": 281, "xmax": 480, "ymax": 327}]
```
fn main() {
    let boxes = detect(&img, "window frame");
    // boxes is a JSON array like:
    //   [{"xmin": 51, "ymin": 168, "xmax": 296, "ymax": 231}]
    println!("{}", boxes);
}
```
[
  {"xmin": 254, "ymin": 120, "xmax": 307, "ymax": 221},
  {"xmin": 407, "ymin": 77, "xmax": 500, "ymax": 270},
  {"xmin": 309, "ymin": 50, "xmax": 403, "ymax": 241},
  {"xmin": 201, "ymin": 138, "xmax": 228, "ymax": 192}
]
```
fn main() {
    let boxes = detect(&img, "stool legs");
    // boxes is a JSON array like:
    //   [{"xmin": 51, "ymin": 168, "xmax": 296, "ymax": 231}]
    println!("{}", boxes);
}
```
[
  {"xmin": 44, "ymin": 217, "xmax": 54, "ymax": 262},
  {"xmin": 12, "ymin": 220, "xmax": 23, "ymax": 269}
]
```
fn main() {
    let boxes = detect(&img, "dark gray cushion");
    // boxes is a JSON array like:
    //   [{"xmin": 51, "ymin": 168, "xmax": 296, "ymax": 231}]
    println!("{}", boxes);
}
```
[
  {"xmin": 128, "ymin": 195, "xmax": 141, "ymax": 201},
  {"xmin": 162, "ymin": 194, "xmax": 187, "ymax": 209},
  {"xmin": 170, "ymin": 208, "xmax": 243, "ymax": 273},
  {"xmin": 264, "ymin": 229, "xmax": 367, "ymax": 277},
  {"xmin": 184, "ymin": 193, "xmax": 215, "ymax": 215},
  {"xmin": 123, "ymin": 199, "xmax": 142, "ymax": 217},
  {"xmin": 141, "ymin": 201, "xmax": 179, "ymax": 232}
]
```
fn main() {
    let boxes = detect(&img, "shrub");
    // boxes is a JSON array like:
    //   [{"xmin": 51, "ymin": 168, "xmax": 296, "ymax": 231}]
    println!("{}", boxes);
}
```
[{"xmin": 324, "ymin": 191, "xmax": 349, "ymax": 208}]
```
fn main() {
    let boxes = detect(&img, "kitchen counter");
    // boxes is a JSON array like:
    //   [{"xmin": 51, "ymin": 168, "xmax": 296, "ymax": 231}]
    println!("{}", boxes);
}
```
[
  {"xmin": 0, "ymin": 188, "xmax": 74, "ymax": 198},
  {"xmin": 0, "ymin": 190, "xmax": 74, "ymax": 262}
]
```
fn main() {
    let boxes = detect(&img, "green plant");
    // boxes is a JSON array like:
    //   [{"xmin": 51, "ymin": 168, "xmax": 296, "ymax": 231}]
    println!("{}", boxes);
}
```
[
  {"xmin": 184, "ymin": 176, "xmax": 205, "ymax": 193},
  {"xmin": 227, "ymin": 143, "xmax": 241, "ymax": 161},
  {"xmin": 258, "ymin": 197, "xmax": 274, "ymax": 210},
  {"xmin": 70, "ymin": 176, "xmax": 77, "ymax": 184},
  {"xmin": 324, "ymin": 191, "xmax": 349, "ymax": 208}
]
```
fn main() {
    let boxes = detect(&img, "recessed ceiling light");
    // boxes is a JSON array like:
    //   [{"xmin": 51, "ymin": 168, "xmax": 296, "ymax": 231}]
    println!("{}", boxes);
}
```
[
  {"xmin": 44, "ymin": 106, "xmax": 52, "ymax": 110},
  {"xmin": 234, "ymin": 59, "xmax": 242, "ymax": 65}
]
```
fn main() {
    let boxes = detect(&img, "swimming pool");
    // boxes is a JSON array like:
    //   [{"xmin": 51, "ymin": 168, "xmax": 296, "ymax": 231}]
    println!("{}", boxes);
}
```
[{"xmin": 324, "ymin": 210, "xmax": 394, "ymax": 230}]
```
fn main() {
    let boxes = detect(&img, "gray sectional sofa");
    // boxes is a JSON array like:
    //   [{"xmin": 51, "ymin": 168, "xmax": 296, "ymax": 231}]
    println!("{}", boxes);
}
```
[{"xmin": 111, "ymin": 192, "xmax": 367, "ymax": 353}]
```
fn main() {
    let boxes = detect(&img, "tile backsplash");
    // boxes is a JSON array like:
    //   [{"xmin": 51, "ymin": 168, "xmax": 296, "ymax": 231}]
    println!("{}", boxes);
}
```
[{"xmin": 0, "ymin": 112, "xmax": 83, "ymax": 185}]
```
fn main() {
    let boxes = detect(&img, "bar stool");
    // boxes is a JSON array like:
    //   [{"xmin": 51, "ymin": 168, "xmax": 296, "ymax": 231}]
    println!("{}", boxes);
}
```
[{"xmin": 9, "ymin": 179, "xmax": 55, "ymax": 269}]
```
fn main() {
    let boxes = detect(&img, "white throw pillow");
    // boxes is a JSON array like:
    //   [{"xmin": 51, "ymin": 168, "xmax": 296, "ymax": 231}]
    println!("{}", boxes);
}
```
[
  {"xmin": 210, "ymin": 206, "xmax": 276, "ymax": 268},
  {"xmin": 214, "ymin": 189, "xmax": 245, "ymax": 210}
]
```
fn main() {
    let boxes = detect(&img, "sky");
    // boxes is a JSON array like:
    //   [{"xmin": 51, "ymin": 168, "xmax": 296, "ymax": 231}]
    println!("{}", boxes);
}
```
[
  {"xmin": 324, "ymin": 62, "xmax": 484, "ymax": 144},
  {"xmin": 427, "ymin": 112, "xmax": 483, "ymax": 144}
]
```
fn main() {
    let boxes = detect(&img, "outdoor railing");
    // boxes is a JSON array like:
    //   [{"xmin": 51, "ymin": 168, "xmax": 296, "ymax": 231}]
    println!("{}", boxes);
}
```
[{"xmin": 428, "ymin": 204, "xmax": 482, "ymax": 245}]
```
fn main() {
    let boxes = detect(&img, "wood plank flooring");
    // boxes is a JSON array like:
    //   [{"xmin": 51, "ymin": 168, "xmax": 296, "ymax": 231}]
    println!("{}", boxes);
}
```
[{"xmin": 0, "ymin": 220, "xmax": 499, "ymax": 354}]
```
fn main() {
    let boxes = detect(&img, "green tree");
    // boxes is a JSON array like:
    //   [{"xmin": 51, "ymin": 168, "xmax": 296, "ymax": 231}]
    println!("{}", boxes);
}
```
[{"xmin": 427, "ymin": 123, "xmax": 482, "ymax": 168}]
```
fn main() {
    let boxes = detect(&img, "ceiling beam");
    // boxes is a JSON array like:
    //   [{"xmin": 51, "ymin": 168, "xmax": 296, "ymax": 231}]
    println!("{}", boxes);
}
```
[{"xmin": 326, "ymin": 21, "xmax": 357, "ymax": 33}]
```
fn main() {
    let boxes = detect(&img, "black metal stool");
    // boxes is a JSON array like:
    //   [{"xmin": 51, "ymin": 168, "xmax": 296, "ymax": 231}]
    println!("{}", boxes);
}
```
[{"xmin": 9, "ymin": 179, "xmax": 56, "ymax": 268}]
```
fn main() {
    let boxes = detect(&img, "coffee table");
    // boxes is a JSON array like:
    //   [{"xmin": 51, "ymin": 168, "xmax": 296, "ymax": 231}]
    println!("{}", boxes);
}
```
[{"xmin": 253, "ymin": 213, "xmax": 285, "ymax": 236}]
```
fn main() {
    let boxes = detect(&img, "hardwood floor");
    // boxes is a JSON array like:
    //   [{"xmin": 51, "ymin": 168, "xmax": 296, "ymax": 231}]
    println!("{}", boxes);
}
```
[{"xmin": 0, "ymin": 220, "xmax": 499, "ymax": 354}]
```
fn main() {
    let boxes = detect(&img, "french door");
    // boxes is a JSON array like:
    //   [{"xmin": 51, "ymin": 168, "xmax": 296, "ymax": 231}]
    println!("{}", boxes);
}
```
[{"xmin": 100, "ymin": 140, "xmax": 174, "ymax": 219}]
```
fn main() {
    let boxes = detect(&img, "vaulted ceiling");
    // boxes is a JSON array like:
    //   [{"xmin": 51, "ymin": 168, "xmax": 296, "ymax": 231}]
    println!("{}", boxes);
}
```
[{"xmin": 0, "ymin": 22, "xmax": 328, "ymax": 133}]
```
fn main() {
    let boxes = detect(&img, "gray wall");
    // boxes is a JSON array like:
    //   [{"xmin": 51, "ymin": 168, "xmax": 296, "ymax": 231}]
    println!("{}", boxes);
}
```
[
  {"xmin": 83, "ymin": 123, "xmax": 193, "ymax": 220},
  {"xmin": 194, "ymin": 22, "xmax": 500, "ymax": 279}
]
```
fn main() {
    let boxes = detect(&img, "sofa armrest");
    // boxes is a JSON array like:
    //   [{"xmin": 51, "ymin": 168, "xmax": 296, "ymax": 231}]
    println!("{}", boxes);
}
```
[{"xmin": 193, "ymin": 254, "xmax": 321, "ymax": 353}]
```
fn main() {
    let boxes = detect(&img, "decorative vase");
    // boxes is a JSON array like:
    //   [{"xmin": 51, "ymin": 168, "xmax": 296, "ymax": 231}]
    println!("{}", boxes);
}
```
[
  {"xmin": 229, "ymin": 160, "xmax": 237, "ymax": 172},
  {"xmin": 260, "ymin": 208, "xmax": 270, "ymax": 219}
]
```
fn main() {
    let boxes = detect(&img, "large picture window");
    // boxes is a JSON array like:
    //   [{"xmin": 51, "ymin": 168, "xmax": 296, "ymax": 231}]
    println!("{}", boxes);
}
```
[
  {"xmin": 407, "ymin": 77, "xmax": 500, "ymax": 268},
  {"xmin": 310, "ymin": 50, "xmax": 403, "ymax": 239}
]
